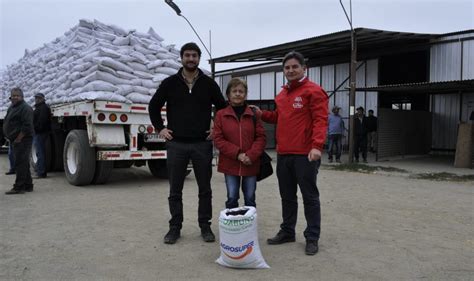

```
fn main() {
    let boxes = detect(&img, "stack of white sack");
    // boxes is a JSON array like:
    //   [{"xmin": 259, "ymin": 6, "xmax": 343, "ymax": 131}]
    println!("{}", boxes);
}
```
[{"xmin": 0, "ymin": 19, "xmax": 202, "ymax": 111}]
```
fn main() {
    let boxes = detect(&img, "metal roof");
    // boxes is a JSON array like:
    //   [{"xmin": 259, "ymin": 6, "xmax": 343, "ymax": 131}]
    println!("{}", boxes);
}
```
[
  {"xmin": 211, "ymin": 28, "xmax": 438, "ymax": 64},
  {"xmin": 355, "ymin": 79, "xmax": 474, "ymax": 94}
]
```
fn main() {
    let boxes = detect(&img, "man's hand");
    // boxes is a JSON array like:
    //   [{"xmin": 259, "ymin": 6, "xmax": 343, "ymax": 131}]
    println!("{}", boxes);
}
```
[
  {"xmin": 14, "ymin": 132, "xmax": 24, "ymax": 143},
  {"xmin": 308, "ymin": 148, "xmax": 322, "ymax": 162},
  {"xmin": 206, "ymin": 127, "xmax": 213, "ymax": 140},
  {"xmin": 159, "ymin": 128, "xmax": 173, "ymax": 141},
  {"xmin": 248, "ymin": 105, "xmax": 262, "ymax": 117}
]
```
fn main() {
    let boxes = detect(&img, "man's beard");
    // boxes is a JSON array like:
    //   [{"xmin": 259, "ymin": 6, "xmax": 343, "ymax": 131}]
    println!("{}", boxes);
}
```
[{"xmin": 183, "ymin": 62, "xmax": 198, "ymax": 72}]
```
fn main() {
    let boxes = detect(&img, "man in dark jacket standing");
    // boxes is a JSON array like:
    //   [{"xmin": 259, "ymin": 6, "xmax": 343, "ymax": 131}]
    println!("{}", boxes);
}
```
[
  {"xmin": 3, "ymin": 88, "xmax": 34, "ymax": 194},
  {"xmin": 33, "ymin": 93, "xmax": 51, "ymax": 178},
  {"xmin": 149, "ymin": 42, "xmax": 226, "ymax": 244},
  {"xmin": 354, "ymin": 106, "xmax": 368, "ymax": 163},
  {"xmin": 366, "ymin": 109, "xmax": 377, "ymax": 153},
  {"xmin": 257, "ymin": 51, "xmax": 329, "ymax": 255}
]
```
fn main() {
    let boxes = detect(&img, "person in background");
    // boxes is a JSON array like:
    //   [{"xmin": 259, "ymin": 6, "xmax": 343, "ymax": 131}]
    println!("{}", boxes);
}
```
[
  {"xmin": 149, "ymin": 42, "xmax": 227, "ymax": 245},
  {"xmin": 354, "ymin": 106, "xmax": 368, "ymax": 163},
  {"xmin": 213, "ymin": 78, "xmax": 266, "ymax": 209},
  {"xmin": 366, "ymin": 109, "xmax": 377, "ymax": 153},
  {"xmin": 254, "ymin": 51, "xmax": 328, "ymax": 256},
  {"xmin": 327, "ymin": 106, "xmax": 345, "ymax": 163},
  {"xmin": 3, "ymin": 88, "xmax": 34, "ymax": 194},
  {"xmin": 33, "ymin": 93, "xmax": 51, "ymax": 178}
]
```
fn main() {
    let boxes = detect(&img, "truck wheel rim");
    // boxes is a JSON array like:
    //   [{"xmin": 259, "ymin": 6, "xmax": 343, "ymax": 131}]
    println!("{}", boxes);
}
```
[{"xmin": 66, "ymin": 142, "xmax": 78, "ymax": 174}]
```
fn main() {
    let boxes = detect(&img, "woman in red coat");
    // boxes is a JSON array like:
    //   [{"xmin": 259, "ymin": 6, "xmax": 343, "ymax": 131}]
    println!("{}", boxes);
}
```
[{"xmin": 213, "ymin": 78, "xmax": 266, "ymax": 208}]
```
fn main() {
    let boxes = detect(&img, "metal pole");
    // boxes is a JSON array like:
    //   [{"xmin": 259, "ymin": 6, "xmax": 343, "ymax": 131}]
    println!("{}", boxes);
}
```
[
  {"xmin": 348, "ymin": 33, "xmax": 357, "ymax": 163},
  {"xmin": 339, "ymin": 0, "xmax": 356, "ymax": 164}
]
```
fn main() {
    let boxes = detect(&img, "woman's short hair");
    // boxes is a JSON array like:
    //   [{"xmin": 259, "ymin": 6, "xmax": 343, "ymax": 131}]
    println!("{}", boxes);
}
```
[
  {"xmin": 282, "ymin": 51, "xmax": 306, "ymax": 66},
  {"xmin": 225, "ymin": 78, "xmax": 248, "ymax": 96},
  {"xmin": 10, "ymin": 87, "xmax": 24, "ymax": 97}
]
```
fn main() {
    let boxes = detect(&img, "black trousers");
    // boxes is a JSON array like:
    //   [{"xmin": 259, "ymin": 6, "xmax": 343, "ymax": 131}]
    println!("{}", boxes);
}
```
[
  {"xmin": 354, "ymin": 135, "xmax": 368, "ymax": 160},
  {"xmin": 276, "ymin": 154, "xmax": 321, "ymax": 241},
  {"xmin": 12, "ymin": 137, "xmax": 33, "ymax": 190},
  {"xmin": 166, "ymin": 140, "xmax": 213, "ymax": 229}
]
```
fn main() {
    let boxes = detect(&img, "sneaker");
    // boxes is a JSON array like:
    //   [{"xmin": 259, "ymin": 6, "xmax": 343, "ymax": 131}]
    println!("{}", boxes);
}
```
[
  {"xmin": 201, "ymin": 225, "xmax": 215, "ymax": 242},
  {"xmin": 33, "ymin": 174, "xmax": 47, "ymax": 179},
  {"xmin": 5, "ymin": 188, "xmax": 25, "ymax": 195},
  {"xmin": 305, "ymin": 240, "xmax": 319, "ymax": 255},
  {"xmin": 336, "ymin": 159, "xmax": 341, "ymax": 163},
  {"xmin": 163, "ymin": 228, "xmax": 181, "ymax": 244},
  {"xmin": 5, "ymin": 170, "xmax": 15, "ymax": 175},
  {"xmin": 25, "ymin": 185, "xmax": 34, "ymax": 192},
  {"xmin": 267, "ymin": 231, "xmax": 296, "ymax": 245}
]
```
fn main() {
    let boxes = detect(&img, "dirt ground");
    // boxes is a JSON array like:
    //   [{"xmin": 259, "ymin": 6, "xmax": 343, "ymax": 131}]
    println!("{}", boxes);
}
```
[{"xmin": 0, "ymin": 154, "xmax": 473, "ymax": 281}]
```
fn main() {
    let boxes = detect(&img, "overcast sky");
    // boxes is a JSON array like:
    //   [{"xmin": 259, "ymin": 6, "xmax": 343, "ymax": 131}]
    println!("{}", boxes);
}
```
[{"xmin": 1, "ymin": 0, "xmax": 473, "ymax": 71}]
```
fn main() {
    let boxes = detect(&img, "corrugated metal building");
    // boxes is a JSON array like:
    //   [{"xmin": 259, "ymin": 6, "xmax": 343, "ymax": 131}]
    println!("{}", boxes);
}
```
[{"xmin": 211, "ymin": 28, "xmax": 474, "ymax": 161}]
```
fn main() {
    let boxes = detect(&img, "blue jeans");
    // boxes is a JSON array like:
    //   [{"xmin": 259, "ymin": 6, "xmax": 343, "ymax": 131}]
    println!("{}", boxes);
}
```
[
  {"xmin": 8, "ymin": 143, "xmax": 15, "ymax": 172},
  {"xmin": 224, "ymin": 175, "xmax": 257, "ymax": 209},
  {"xmin": 33, "ymin": 133, "xmax": 48, "ymax": 175},
  {"xmin": 328, "ymin": 134, "xmax": 342, "ymax": 160}
]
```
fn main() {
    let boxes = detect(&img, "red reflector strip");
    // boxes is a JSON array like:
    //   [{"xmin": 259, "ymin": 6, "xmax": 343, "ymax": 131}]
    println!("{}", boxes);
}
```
[
  {"xmin": 132, "ymin": 136, "xmax": 137, "ymax": 148},
  {"xmin": 130, "ymin": 153, "xmax": 142, "ymax": 157},
  {"xmin": 151, "ymin": 153, "xmax": 166, "ymax": 157},
  {"xmin": 64, "ymin": 112, "xmax": 70, "ymax": 116},
  {"xmin": 82, "ymin": 111, "xmax": 88, "ymax": 115},
  {"xmin": 106, "ymin": 153, "xmax": 121, "ymax": 158},
  {"xmin": 105, "ymin": 104, "xmax": 122, "ymax": 109},
  {"xmin": 131, "ymin": 106, "xmax": 147, "ymax": 110}
]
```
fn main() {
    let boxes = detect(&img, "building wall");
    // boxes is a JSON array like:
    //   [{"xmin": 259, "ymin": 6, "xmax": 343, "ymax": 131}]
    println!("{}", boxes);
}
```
[{"xmin": 430, "ymin": 32, "xmax": 474, "ymax": 151}]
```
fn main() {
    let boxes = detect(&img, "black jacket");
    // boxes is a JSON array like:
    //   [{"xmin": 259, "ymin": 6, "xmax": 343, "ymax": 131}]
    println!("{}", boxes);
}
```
[
  {"xmin": 3, "ymin": 100, "xmax": 34, "ymax": 141},
  {"xmin": 34, "ymin": 102, "xmax": 51, "ymax": 134},
  {"xmin": 366, "ymin": 115, "xmax": 377, "ymax": 132},
  {"xmin": 354, "ymin": 116, "xmax": 368, "ymax": 137},
  {"xmin": 149, "ymin": 68, "xmax": 227, "ymax": 141}
]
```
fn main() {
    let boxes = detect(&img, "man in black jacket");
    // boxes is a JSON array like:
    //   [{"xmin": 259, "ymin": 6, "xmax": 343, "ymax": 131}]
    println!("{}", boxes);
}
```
[
  {"xmin": 33, "ymin": 93, "xmax": 51, "ymax": 178},
  {"xmin": 366, "ymin": 109, "xmax": 377, "ymax": 153},
  {"xmin": 3, "ymin": 88, "xmax": 34, "ymax": 194},
  {"xmin": 354, "ymin": 106, "xmax": 368, "ymax": 163},
  {"xmin": 149, "ymin": 42, "xmax": 227, "ymax": 244}
]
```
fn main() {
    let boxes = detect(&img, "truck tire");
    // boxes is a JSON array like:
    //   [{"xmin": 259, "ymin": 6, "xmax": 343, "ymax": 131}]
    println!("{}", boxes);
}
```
[
  {"xmin": 51, "ymin": 130, "xmax": 66, "ymax": 171},
  {"xmin": 64, "ymin": 130, "xmax": 96, "ymax": 186},
  {"xmin": 148, "ymin": 159, "xmax": 191, "ymax": 179},
  {"xmin": 30, "ymin": 134, "xmax": 53, "ymax": 173},
  {"xmin": 114, "ymin": 160, "xmax": 134, "ymax": 168},
  {"xmin": 148, "ymin": 159, "xmax": 168, "ymax": 178},
  {"xmin": 92, "ymin": 161, "xmax": 113, "ymax": 184}
]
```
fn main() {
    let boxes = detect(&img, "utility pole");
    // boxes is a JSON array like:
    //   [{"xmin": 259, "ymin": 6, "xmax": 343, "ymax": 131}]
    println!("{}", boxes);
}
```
[{"xmin": 339, "ymin": 0, "xmax": 357, "ymax": 163}]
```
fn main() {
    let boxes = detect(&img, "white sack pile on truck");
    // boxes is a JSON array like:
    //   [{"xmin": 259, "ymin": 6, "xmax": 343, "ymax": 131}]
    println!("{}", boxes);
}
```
[{"xmin": 0, "ymin": 19, "xmax": 190, "ymax": 110}]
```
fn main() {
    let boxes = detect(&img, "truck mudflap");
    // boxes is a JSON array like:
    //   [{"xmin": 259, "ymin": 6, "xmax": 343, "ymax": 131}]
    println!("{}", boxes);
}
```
[{"xmin": 97, "ymin": 150, "xmax": 167, "ymax": 161}]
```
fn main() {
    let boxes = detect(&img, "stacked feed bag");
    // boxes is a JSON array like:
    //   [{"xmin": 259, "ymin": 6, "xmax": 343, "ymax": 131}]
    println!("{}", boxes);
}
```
[{"xmin": 0, "ymin": 19, "xmax": 190, "ymax": 111}]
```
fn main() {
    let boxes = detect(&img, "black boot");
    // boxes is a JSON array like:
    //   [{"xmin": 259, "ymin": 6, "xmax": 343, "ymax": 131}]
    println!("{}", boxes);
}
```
[
  {"xmin": 200, "ymin": 225, "xmax": 215, "ymax": 242},
  {"xmin": 5, "ymin": 187, "xmax": 25, "ymax": 195},
  {"xmin": 267, "ymin": 231, "xmax": 296, "ymax": 245},
  {"xmin": 163, "ymin": 228, "xmax": 181, "ymax": 244}
]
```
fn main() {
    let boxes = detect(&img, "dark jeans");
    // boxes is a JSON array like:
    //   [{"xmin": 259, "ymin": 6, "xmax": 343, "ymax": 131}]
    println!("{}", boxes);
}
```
[
  {"xmin": 328, "ymin": 134, "xmax": 342, "ymax": 160},
  {"xmin": 166, "ymin": 140, "xmax": 213, "ymax": 229},
  {"xmin": 33, "ymin": 133, "xmax": 48, "ymax": 175},
  {"xmin": 12, "ymin": 137, "xmax": 33, "ymax": 190},
  {"xmin": 8, "ymin": 143, "xmax": 15, "ymax": 172},
  {"xmin": 224, "ymin": 175, "xmax": 257, "ymax": 209},
  {"xmin": 354, "ymin": 135, "xmax": 368, "ymax": 160},
  {"xmin": 276, "ymin": 154, "xmax": 321, "ymax": 241}
]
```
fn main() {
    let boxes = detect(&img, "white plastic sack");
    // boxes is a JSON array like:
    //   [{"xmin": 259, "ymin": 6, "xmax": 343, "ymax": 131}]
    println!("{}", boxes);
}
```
[{"xmin": 216, "ymin": 207, "xmax": 270, "ymax": 269}]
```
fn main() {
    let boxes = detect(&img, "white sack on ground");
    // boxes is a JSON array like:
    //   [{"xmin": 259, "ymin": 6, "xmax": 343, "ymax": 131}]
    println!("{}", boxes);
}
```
[{"xmin": 216, "ymin": 207, "xmax": 270, "ymax": 269}]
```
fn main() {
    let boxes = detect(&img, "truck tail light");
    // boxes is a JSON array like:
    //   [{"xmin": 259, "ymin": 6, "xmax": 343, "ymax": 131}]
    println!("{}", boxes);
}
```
[
  {"xmin": 146, "ymin": 125, "xmax": 154, "ymax": 133},
  {"xmin": 120, "ymin": 114, "xmax": 128, "ymax": 122},
  {"xmin": 97, "ymin": 113, "xmax": 106, "ymax": 121},
  {"xmin": 109, "ymin": 113, "xmax": 117, "ymax": 122}
]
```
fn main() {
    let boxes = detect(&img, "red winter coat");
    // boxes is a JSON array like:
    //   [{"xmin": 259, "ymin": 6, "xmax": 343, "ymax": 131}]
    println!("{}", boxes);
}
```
[
  {"xmin": 213, "ymin": 105, "xmax": 266, "ymax": 176},
  {"xmin": 261, "ymin": 77, "xmax": 328, "ymax": 154}
]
